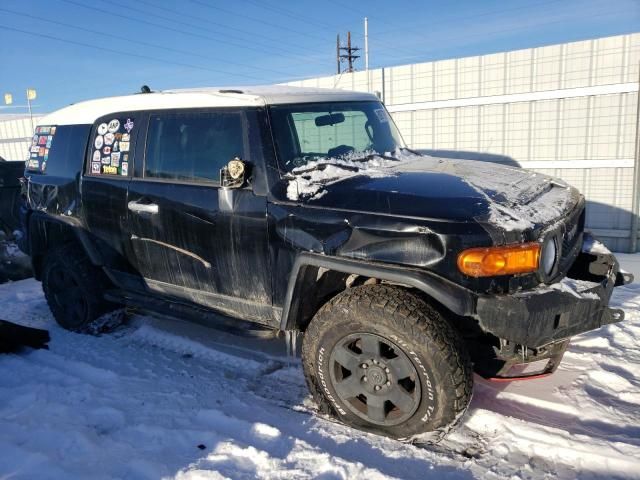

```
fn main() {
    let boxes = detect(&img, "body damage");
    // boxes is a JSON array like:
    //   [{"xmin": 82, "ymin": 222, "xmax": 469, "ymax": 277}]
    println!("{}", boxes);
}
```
[
  {"xmin": 20, "ymin": 92, "xmax": 627, "ymax": 382},
  {"xmin": 269, "ymin": 154, "xmax": 583, "ymax": 299}
]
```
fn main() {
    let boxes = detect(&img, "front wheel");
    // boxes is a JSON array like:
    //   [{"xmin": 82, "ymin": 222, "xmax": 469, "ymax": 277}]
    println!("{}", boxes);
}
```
[{"xmin": 301, "ymin": 284, "xmax": 473, "ymax": 441}]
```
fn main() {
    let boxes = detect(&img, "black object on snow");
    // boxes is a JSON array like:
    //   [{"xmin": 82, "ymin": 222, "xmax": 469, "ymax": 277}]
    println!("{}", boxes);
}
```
[
  {"xmin": 0, "ymin": 160, "xmax": 23, "ymax": 236},
  {"xmin": 0, "ymin": 320, "xmax": 50, "ymax": 353}
]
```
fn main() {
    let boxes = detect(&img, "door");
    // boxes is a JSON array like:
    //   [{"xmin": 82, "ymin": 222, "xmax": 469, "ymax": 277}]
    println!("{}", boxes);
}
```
[
  {"xmin": 82, "ymin": 113, "xmax": 140, "ymax": 268},
  {"xmin": 125, "ymin": 108, "xmax": 273, "ymax": 322}
]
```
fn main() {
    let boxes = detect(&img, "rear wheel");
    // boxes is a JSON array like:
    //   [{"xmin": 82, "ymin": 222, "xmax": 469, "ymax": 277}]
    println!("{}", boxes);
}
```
[
  {"xmin": 42, "ymin": 244, "xmax": 116, "ymax": 332},
  {"xmin": 301, "ymin": 284, "xmax": 473, "ymax": 441}
]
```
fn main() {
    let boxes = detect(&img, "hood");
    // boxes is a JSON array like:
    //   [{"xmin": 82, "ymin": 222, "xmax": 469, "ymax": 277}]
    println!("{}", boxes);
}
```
[{"xmin": 286, "ymin": 154, "xmax": 581, "ymax": 233}]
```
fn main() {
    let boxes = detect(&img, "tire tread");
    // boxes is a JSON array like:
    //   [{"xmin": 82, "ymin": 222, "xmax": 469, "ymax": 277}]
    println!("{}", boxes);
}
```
[{"xmin": 301, "ymin": 284, "xmax": 473, "ymax": 443}]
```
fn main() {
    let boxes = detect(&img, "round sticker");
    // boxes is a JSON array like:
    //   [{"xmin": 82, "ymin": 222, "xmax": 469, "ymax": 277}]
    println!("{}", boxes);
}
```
[
  {"xmin": 107, "ymin": 119, "xmax": 120, "ymax": 133},
  {"xmin": 97, "ymin": 123, "xmax": 108, "ymax": 135},
  {"xmin": 94, "ymin": 135, "xmax": 104, "ymax": 149},
  {"xmin": 92, "ymin": 150, "xmax": 101, "ymax": 162},
  {"xmin": 104, "ymin": 132, "xmax": 115, "ymax": 146}
]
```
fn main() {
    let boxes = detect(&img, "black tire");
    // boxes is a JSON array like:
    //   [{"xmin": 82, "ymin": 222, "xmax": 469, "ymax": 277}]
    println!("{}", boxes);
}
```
[
  {"xmin": 42, "ymin": 244, "xmax": 116, "ymax": 332},
  {"xmin": 301, "ymin": 284, "xmax": 473, "ymax": 442}
]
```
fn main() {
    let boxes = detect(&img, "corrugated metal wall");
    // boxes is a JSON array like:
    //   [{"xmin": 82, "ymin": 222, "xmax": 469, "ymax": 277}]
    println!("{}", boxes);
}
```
[
  {"xmin": 286, "ymin": 33, "xmax": 640, "ymax": 252},
  {"xmin": 0, "ymin": 115, "xmax": 44, "ymax": 162}
]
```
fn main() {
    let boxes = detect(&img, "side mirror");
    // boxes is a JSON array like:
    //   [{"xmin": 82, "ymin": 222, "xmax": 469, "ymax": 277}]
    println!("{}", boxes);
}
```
[{"xmin": 220, "ymin": 158, "xmax": 245, "ymax": 189}]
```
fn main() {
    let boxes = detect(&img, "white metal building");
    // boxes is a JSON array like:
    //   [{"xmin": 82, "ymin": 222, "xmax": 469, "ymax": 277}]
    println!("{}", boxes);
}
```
[
  {"xmin": 0, "ymin": 114, "xmax": 44, "ymax": 162},
  {"xmin": 286, "ymin": 33, "xmax": 640, "ymax": 252}
]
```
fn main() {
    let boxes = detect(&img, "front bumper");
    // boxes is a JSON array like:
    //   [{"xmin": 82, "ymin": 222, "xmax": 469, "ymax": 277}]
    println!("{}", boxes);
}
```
[{"xmin": 473, "ymin": 232, "xmax": 630, "ymax": 379}]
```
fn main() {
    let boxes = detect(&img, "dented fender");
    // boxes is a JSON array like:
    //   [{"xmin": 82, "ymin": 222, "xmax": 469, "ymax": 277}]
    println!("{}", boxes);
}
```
[{"xmin": 279, "ymin": 252, "xmax": 475, "ymax": 331}]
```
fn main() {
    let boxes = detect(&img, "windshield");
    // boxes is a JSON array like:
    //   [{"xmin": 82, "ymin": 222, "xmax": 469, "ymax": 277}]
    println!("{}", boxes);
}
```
[{"xmin": 269, "ymin": 101, "xmax": 406, "ymax": 173}]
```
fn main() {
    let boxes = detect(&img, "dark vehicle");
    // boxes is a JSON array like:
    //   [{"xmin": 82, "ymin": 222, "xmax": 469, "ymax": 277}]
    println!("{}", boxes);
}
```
[
  {"xmin": 0, "ymin": 157, "xmax": 25, "ymax": 236},
  {"xmin": 20, "ymin": 86, "xmax": 631, "ymax": 442}
]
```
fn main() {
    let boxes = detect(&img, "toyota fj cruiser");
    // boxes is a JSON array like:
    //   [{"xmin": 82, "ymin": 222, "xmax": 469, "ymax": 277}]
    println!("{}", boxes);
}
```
[{"xmin": 20, "ymin": 86, "xmax": 631, "ymax": 441}]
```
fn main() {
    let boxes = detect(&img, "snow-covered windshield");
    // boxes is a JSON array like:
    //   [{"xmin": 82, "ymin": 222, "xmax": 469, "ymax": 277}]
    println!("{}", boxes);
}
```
[{"xmin": 269, "ymin": 101, "xmax": 406, "ymax": 173}]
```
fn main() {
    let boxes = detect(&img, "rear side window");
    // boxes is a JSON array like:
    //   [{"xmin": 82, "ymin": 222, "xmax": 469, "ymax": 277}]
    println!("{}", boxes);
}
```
[
  {"xmin": 144, "ymin": 111, "xmax": 246, "ymax": 184},
  {"xmin": 89, "ymin": 117, "xmax": 136, "ymax": 176},
  {"xmin": 26, "ymin": 125, "xmax": 90, "ymax": 176}
]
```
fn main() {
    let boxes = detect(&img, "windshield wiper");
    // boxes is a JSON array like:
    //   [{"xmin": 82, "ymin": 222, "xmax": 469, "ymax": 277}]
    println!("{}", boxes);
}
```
[
  {"xmin": 287, "ymin": 162, "xmax": 360, "ymax": 177},
  {"xmin": 353, "ymin": 152, "xmax": 400, "ymax": 162},
  {"xmin": 284, "ymin": 152, "xmax": 401, "ymax": 178},
  {"xmin": 399, "ymin": 147, "xmax": 421, "ymax": 156}
]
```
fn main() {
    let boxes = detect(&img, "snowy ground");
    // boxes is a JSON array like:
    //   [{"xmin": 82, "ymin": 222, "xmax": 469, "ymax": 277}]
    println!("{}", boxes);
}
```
[{"xmin": 1, "ymin": 276, "xmax": 639, "ymax": 479}]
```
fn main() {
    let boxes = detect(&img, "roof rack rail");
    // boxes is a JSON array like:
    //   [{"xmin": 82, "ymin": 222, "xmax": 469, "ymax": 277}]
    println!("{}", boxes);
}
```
[{"xmin": 219, "ymin": 89, "xmax": 244, "ymax": 94}]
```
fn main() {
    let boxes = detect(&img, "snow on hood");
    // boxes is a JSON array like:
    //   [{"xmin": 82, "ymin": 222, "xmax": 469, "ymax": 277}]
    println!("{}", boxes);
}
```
[
  {"xmin": 286, "ymin": 151, "xmax": 578, "ymax": 233},
  {"xmin": 286, "ymin": 150, "xmax": 406, "ymax": 201},
  {"xmin": 450, "ymin": 161, "xmax": 577, "ymax": 232}
]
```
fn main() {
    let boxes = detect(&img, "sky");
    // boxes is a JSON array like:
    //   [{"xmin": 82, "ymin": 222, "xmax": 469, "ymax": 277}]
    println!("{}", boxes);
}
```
[{"xmin": 1, "ymin": 0, "xmax": 639, "ymax": 113}]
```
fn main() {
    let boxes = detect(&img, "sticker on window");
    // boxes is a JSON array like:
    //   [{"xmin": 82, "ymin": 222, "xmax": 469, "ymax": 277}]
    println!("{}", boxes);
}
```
[
  {"xmin": 107, "ymin": 119, "xmax": 120, "ymax": 133},
  {"xmin": 91, "ymin": 117, "xmax": 134, "ymax": 175},
  {"xmin": 374, "ymin": 108, "xmax": 389, "ymax": 123},
  {"xmin": 26, "ymin": 125, "xmax": 58, "ymax": 171}
]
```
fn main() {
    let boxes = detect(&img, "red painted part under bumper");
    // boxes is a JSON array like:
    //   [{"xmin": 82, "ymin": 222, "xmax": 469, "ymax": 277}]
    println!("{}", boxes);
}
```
[{"xmin": 486, "ymin": 372, "xmax": 553, "ymax": 382}]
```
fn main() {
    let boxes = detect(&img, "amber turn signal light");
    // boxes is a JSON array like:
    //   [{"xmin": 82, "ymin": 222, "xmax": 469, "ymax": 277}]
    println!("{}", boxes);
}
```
[{"xmin": 457, "ymin": 243, "xmax": 540, "ymax": 277}]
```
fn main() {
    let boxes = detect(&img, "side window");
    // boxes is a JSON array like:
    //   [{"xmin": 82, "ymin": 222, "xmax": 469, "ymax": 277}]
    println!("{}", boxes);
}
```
[
  {"xmin": 89, "ymin": 117, "xmax": 136, "ymax": 176},
  {"xmin": 26, "ymin": 125, "xmax": 90, "ymax": 176},
  {"xmin": 144, "ymin": 111, "xmax": 245, "ymax": 184}
]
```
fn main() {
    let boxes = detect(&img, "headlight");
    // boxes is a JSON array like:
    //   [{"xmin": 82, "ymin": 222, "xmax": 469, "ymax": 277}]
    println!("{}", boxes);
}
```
[
  {"xmin": 457, "ymin": 243, "xmax": 540, "ymax": 277},
  {"xmin": 541, "ymin": 238, "xmax": 557, "ymax": 276}
]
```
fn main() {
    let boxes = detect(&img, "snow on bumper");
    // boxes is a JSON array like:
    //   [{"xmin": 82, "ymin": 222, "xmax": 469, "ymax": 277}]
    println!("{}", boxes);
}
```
[{"xmin": 475, "ymin": 233, "xmax": 625, "ymax": 350}]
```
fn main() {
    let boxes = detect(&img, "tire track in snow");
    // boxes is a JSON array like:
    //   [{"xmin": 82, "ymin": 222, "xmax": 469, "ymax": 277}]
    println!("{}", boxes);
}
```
[{"xmin": 1, "ymin": 278, "xmax": 640, "ymax": 478}]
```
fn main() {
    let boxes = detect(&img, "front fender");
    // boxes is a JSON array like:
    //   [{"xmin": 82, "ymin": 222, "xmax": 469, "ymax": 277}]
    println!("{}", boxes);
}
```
[{"xmin": 279, "ymin": 252, "xmax": 475, "ymax": 331}]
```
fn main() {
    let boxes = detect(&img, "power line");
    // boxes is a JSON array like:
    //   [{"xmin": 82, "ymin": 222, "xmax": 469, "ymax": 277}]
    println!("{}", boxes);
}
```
[
  {"xmin": 359, "ymin": 0, "xmax": 618, "ymax": 63},
  {"xmin": 328, "ymin": 0, "xmax": 568, "ymax": 60},
  {"xmin": 375, "ymin": 0, "xmax": 564, "ymax": 37},
  {"xmin": 240, "ymin": 0, "xmax": 341, "ymax": 33},
  {"xmin": 0, "ymin": 7, "xmax": 299, "ymax": 78},
  {"xmin": 113, "ymin": 0, "xmax": 311, "ymax": 59},
  {"xmin": 63, "ymin": 0, "xmax": 285, "ymax": 59},
  {"xmin": 0, "ymin": 24, "xmax": 265, "ymax": 81},
  {"xmin": 370, "ymin": 7, "xmax": 629, "ymax": 67},
  {"xmin": 187, "ymin": 0, "xmax": 330, "ymax": 44},
  {"xmin": 134, "ymin": 0, "xmax": 310, "ymax": 56},
  {"xmin": 59, "ymin": 0, "xmax": 331, "ymax": 70}
]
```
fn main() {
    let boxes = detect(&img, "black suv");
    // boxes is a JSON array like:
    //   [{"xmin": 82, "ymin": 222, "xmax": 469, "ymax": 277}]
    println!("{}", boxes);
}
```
[{"xmin": 20, "ymin": 86, "xmax": 630, "ymax": 442}]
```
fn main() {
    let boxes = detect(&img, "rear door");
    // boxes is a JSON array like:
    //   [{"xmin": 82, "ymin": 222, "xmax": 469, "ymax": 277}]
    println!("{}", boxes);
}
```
[
  {"xmin": 124, "ymin": 108, "xmax": 273, "ymax": 322},
  {"xmin": 82, "ymin": 113, "xmax": 142, "ymax": 276}
]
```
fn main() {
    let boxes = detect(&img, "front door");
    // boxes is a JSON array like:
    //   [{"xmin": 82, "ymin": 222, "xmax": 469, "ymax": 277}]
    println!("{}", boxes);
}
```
[{"xmin": 124, "ymin": 108, "xmax": 273, "ymax": 323}]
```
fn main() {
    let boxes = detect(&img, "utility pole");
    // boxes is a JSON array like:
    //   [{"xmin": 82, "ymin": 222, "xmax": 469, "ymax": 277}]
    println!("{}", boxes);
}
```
[
  {"xmin": 364, "ymin": 17, "xmax": 369, "ymax": 71},
  {"xmin": 337, "ymin": 31, "xmax": 360, "ymax": 73},
  {"xmin": 336, "ymin": 34, "xmax": 341, "ymax": 74},
  {"xmin": 26, "ymin": 88, "xmax": 37, "ymax": 133}
]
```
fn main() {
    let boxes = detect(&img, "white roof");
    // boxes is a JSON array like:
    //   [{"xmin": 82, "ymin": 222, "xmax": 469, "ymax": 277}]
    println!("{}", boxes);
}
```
[{"xmin": 39, "ymin": 85, "xmax": 379, "ymax": 126}]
